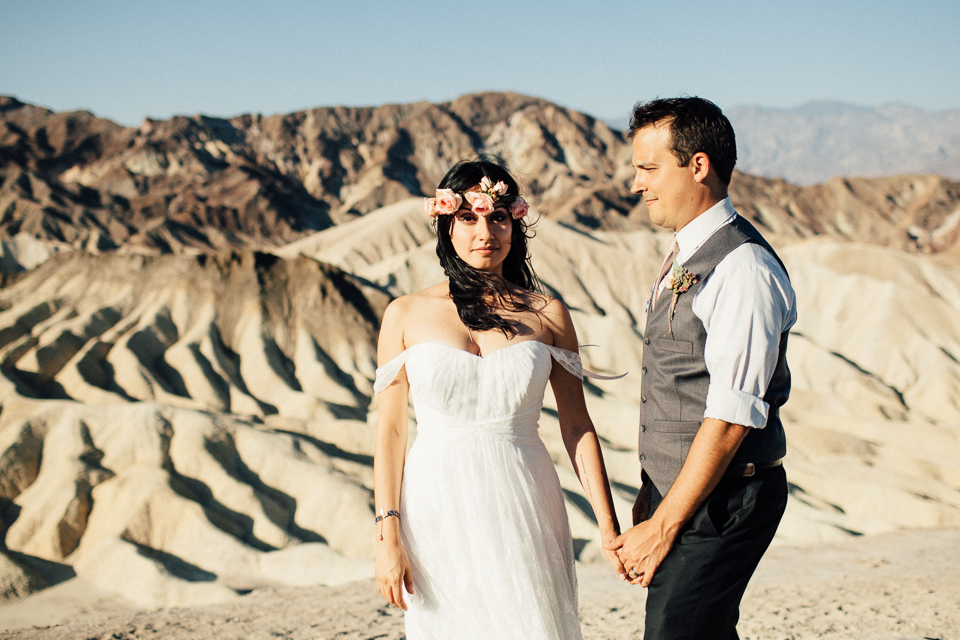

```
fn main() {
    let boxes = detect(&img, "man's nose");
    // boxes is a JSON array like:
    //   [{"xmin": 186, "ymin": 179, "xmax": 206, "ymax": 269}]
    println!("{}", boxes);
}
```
[{"xmin": 631, "ymin": 174, "xmax": 645, "ymax": 194}]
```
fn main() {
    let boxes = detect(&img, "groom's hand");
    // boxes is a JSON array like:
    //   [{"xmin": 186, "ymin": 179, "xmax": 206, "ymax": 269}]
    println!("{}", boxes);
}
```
[{"xmin": 603, "ymin": 516, "xmax": 675, "ymax": 588}]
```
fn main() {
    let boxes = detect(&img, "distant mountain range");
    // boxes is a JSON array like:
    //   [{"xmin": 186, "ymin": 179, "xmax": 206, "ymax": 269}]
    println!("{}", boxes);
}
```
[{"xmin": 608, "ymin": 102, "xmax": 960, "ymax": 185}]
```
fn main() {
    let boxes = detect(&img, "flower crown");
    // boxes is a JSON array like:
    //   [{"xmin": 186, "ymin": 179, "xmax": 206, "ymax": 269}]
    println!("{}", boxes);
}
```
[{"xmin": 424, "ymin": 176, "xmax": 529, "ymax": 220}]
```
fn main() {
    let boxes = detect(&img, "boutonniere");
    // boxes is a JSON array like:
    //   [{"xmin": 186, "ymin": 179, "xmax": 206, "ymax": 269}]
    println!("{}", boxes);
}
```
[{"xmin": 664, "ymin": 260, "xmax": 699, "ymax": 332}]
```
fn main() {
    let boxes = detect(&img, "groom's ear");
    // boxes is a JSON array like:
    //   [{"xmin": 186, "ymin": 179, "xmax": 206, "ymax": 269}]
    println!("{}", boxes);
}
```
[{"xmin": 690, "ymin": 152, "xmax": 712, "ymax": 184}]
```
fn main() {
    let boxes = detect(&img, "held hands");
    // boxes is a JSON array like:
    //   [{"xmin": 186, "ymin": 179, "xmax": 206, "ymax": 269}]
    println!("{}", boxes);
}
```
[
  {"xmin": 376, "ymin": 534, "xmax": 414, "ymax": 610},
  {"xmin": 603, "ymin": 480, "xmax": 672, "ymax": 587},
  {"xmin": 603, "ymin": 518, "xmax": 674, "ymax": 587}
]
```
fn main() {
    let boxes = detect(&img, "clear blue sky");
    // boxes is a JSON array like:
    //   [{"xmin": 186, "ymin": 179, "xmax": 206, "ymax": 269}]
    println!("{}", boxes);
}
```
[{"xmin": 2, "ymin": 0, "xmax": 958, "ymax": 126}]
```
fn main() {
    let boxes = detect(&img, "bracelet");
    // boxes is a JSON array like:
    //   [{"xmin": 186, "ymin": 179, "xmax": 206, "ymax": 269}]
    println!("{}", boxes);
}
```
[
  {"xmin": 375, "ymin": 508, "xmax": 401, "ymax": 524},
  {"xmin": 376, "ymin": 509, "xmax": 400, "ymax": 541}
]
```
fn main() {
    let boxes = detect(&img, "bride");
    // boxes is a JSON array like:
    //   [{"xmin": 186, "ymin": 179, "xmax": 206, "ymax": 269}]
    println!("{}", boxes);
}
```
[{"xmin": 374, "ymin": 158, "xmax": 624, "ymax": 639}]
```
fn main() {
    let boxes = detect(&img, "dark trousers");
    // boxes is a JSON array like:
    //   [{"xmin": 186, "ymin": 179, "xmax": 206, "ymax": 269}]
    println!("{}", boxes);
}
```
[{"xmin": 639, "ymin": 466, "xmax": 787, "ymax": 640}]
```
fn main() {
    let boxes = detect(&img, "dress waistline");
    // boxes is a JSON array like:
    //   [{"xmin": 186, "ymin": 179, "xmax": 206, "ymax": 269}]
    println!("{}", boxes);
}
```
[{"xmin": 414, "ymin": 404, "xmax": 541, "ymax": 445}]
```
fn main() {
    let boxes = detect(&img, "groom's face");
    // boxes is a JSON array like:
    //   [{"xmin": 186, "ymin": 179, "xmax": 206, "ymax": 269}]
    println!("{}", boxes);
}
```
[{"xmin": 630, "ymin": 122, "xmax": 700, "ymax": 232}]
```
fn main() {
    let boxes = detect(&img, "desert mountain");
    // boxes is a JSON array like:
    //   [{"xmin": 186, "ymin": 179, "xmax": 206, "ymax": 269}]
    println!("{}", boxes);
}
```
[
  {"xmin": 0, "ymin": 93, "xmax": 630, "ymax": 253},
  {"xmin": 0, "ymin": 94, "xmax": 959, "ymax": 627},
  {"xmin": 4, "ymin": 94, "xmax": 960, "ymax": 259},
  {"xmin": 730, "ymin": 171, "xmax": 960, "ymax": 253},
  {"xmin": 727, "ymin": 102, "xmax": 960, "ymax": 184}
]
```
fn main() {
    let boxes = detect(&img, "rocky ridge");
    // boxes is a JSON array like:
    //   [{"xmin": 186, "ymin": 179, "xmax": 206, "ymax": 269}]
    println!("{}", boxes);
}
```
[{"xmin": 4, "ymin": 94, "xmax": 960, "ymax": 259}]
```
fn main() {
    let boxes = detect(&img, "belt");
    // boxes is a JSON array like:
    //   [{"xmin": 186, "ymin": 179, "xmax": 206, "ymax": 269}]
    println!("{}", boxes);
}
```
[{"xmin": 725, "ymin": 459, "xmax": 782, "ymax": 477}]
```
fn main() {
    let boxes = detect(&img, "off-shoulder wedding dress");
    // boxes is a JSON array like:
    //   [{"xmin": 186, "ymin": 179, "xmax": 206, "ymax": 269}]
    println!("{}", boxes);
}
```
[{"xmin": 375, "ymin": 340, "xmax": 598, "ymax": 640}]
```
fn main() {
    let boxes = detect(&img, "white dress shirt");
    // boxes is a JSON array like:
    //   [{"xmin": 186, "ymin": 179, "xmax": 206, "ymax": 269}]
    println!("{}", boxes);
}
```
[{"xmin": 656, "ymin": 197, "xmax": 797, "ymax": 428}]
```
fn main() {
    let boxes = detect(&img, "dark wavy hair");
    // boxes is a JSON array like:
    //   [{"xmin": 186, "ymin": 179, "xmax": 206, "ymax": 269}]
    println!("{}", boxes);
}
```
[
  {"xmin": 628, "ymin": 97, "xmax": 737, "ymax": 186},
  {"xmin": 433, "ymin": 158, "xmax": 542, "ymax": 335}
]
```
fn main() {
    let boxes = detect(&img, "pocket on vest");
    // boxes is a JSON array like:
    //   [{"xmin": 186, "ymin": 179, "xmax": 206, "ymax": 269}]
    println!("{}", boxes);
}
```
[
  {"xmin": 656, "ymin": 338, "xmax": 693, "ymax": 354},
  {"xmin": 653, "ymin": 420, "xmax": 700, "ymax": 433}
]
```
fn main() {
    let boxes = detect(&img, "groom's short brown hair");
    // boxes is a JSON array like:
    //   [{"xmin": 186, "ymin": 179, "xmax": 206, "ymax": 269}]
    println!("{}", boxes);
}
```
[{"xmin": 628, "ymin": 97, "xmax": 737, "ymax": 186}]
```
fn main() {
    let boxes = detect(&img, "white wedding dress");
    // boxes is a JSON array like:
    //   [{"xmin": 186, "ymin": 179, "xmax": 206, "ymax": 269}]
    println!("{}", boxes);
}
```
[{"xmin": 374, "ymin": 340, "xmax": 594, "ymax": 640}]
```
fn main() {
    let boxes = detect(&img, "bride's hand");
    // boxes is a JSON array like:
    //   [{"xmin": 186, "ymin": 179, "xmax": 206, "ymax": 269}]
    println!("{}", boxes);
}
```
[
  {"xmin": 376, "ymin": 535, "xmax": 415, "ymax": 610},
  {"xmin": 602, "ymin": 537, "xmax": 628, "ymax": 580}
]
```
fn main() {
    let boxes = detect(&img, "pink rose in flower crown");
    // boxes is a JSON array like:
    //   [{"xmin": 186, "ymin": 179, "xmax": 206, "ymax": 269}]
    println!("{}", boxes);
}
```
[
  {"xmin": 424, "ymin": 197, "xmax": 438, "ymax": 218},
  {"xmin": 479, "ymin": 176, "xmax": 493, "ymax": 191},
  {"xmin": 465, "ymin": 191, "xmax": 495, "ymax": 215},
  {"xmin": 434, "ymin": 189, "xmax": 463, "ymax": 215},
  {"xmin": 511, "ymin": 197, "xmax": 529, "ymax": 219},
  {"xmin": 492, "ymin": 181, "xmax": 509, "ymax": 196}
]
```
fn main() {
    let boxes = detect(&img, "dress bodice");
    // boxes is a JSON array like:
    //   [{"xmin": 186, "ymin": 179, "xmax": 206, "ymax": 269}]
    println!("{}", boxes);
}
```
[{"xmin": 375, "ymin": 341, "xmax": 600, "ymax": 439}]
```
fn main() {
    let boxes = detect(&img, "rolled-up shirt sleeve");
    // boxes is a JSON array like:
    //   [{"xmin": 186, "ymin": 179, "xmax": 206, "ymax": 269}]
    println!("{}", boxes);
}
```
[{"xmin": 691, "ymin": 243, "xmax": 796, "ymax": 428}]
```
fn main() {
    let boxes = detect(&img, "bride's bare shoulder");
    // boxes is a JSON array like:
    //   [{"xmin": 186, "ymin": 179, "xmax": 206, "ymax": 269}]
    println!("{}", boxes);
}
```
[
  {"xmin": 513, "ymin": 288, "xmax": 567, "ymax": 318},
  {"xmin": 382, "ymin": 282, "xmax": 450, "ymax": 325},
  {"xmin": 540, "ymin": 294, "xmax": 568, "ymax": 314},
  {"xmin": 416, "ymin": 280, "xmax": 451, "ymax": 299},
  {"xmin": 523, "ymin": 293, "xmax": 575, "ymax": 345}
]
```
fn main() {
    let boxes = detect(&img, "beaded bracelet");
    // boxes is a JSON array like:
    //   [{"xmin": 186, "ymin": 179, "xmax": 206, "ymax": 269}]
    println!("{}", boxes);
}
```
[{"xmin": 376, "ymin": 508, "xmax": 400, "ymax": 540}]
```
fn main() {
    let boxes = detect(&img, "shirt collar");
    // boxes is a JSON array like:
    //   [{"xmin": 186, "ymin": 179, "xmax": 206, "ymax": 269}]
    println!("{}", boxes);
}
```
[{"xmin": 675, "ymin": 197, "xmax": 737, "ymax": 264}]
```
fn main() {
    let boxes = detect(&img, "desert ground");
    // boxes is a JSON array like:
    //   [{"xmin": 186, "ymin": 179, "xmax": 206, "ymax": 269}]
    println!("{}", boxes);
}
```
[{"xmin": 2, "ymin": 528, "xmax": 957, "ymax": 639}]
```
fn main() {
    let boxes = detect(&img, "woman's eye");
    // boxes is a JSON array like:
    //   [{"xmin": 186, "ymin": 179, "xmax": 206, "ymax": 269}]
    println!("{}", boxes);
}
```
[
  {"xmin": 490, "ymin": 212, "xmax": 509, "ymax": 223},
  {"xmin": 456, "ymin": 213, "xmax": 478, "ymax": 224}
]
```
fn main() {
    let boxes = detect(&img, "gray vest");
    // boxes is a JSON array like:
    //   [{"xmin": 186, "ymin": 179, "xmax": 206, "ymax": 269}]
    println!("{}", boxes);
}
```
[{"xmin": 638, "ymin": 215, "xmax": 790, "ymax": 497}]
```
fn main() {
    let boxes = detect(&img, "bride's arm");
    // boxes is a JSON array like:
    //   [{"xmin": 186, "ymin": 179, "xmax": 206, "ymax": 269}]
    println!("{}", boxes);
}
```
[
  {"xmin": 544, "ymin": 299, "xmax": 626, "ymax": 580},
  {"xmin": 374, "ymin": 299, "xmax": 415, "ymax": 610}
]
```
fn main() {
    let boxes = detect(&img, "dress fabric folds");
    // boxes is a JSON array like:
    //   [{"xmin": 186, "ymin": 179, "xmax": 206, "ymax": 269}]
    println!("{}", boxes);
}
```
[{"xmin": 375, "ymin": 340, "xmax": 585, "ymax": 640}]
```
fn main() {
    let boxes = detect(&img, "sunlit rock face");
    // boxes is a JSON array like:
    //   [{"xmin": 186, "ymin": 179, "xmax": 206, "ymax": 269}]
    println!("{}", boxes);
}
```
[{"xmin": 0, "ymin": 93, "xmax": 959, "ymax": 620}]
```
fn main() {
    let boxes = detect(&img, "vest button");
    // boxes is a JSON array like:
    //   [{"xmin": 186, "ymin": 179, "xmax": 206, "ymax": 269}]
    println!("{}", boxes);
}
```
[
  {"xmin": 642, "ymin": 367, "xmax": 647, "ymax": 374},
  {"xmin": 644, "ymin": 337, "xmax": 650, "ymax": 345},
  {"xmin": 641, "ymin": 395, "xmax": 646, "ymax": 403},
  {"xmin": 639, "ymin": 454, "xmax": 646, "ymax": 461},
  {"xmin": 640, "ymin": 425, "xmax": 647, "ymax": 432}
]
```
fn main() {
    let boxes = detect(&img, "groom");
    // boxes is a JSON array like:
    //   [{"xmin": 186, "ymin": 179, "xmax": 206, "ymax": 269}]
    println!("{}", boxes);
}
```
[{"xmin": 605, "ymin": 97, "xmax": 795, "ymax": 640}]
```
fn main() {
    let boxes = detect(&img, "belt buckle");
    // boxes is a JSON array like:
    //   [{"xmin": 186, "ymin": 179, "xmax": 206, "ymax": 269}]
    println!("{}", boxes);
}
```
[{"xmin": 742, "ymin": 462, "xmax": 756, "ymax": 477}]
